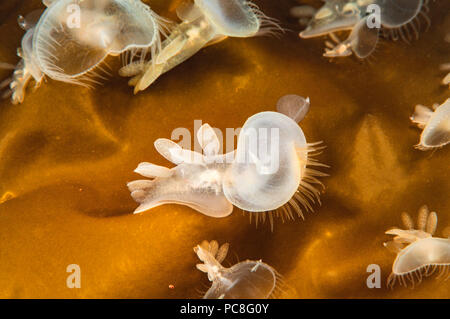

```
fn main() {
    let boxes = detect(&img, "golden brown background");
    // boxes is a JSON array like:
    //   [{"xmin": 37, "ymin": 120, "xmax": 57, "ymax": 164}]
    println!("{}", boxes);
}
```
[{"xmin": 0, "ymin": 0, "xmax": 449, "ymax": 298}]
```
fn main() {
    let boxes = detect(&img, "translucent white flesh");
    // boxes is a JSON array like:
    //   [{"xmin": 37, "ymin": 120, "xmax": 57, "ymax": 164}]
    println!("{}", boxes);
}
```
[
  {"xmin": 129, "ymin": 161, "xmax": 234, "ymax": 217},
  {"xmin": 20, "ymin": 27, "xmax": 43, "ymax": 82},
  {"xmin": 376, "ymin": 0, "xmax": 422, "ymax": 28},
  {"xmin": 223, "ymin": 112, "xmax": 307, "ymax": 212},
  {"xmin": 276, "ymin": 94, "xmax": 310, "ymax": 123},
  {"xmin": 194, "ymin": 0, "xmax": 260, "ymax": 37},
  {"xmin": 33, "ymin": 0, "xmax": 159, "ymax": 80},
  {"xmin": 176, "ymin": 1, "xmax": 203, "ymax": 22},
  {"xmin": 299, "ymin": 0, "xmax": 366, "ymax": 38},
  {"xmin": 393, "ymin": 237, "xmax": 450, "ymax": 274},
  {"xmin": 129, "ymin": 111, "xmax": 311, "ymax": 216},
  {"xmin": 195, "ymin": 241, "xmax": 278, "ymax": 299},
  {"xmin": 123, "ymin": 0, "xmax": 274, "ymax": 92},
  {"xmin": 325, "ymin": 16, "xmax": 378, "ymax": 59},
  {"xmin": 8, "ymin": 27, "xmax": 43, "ymax": 104},
  {"xmin": 204, "ymin": 261, "xmax": 277, "ymax": 299},
  {"xmin": 128, "ymin": 123, "xmax": 234, "ymax": 217},
  {"xmin": 131, "ymin": 16, "xmax": 217, "ymax": 92},
  {"xmin": 414, "ymin": 99, "xmax": 450, "ymax": 149}
]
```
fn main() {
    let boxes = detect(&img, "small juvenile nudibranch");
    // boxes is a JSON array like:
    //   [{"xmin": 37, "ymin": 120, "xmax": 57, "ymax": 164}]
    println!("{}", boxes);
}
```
[
  {"xmin": 119, "ymin": 0, "xmax": 282, "ymax": 93},
  {"xmin": 410, "ymin": 98, "xmax": 450, "ymax": 150},
  {"xmin": 292, "ymin": 0, "xmax": 430, "ymax": 59},
  {"xmin": 384, "ymin": 205, "xmax": 450, "ymax": 288},
  {"xmin": 1, "ymin": 0, "xmax": 166, "ymax": 104},
  {"xmin": 128, "ymin": 95, "xmax": 327, "ymax": 230},
  {"xmin": 194, "ymin": 240, "xmax": 283, "ymax": 299}
]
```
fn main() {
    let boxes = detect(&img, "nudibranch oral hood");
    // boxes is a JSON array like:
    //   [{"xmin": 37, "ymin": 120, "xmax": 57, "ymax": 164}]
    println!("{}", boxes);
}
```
[
  {"xmin": 294, "ymin": 0, "xmax": 430, "ymax": 59},
  {"xmin": 410, "ymin": 98, "xmax": 450, "ymax": 151},
  {"xmin": 222, "ymin": 111, "xmax": 308, "ymax": 213},
  {"xmin": 377, "ymin": 0, "xmax": 424, "ymax": 28},
  {"xmin": 384, "ymin": 206, "xmax": 450, "ymax": 288},
  {"xmin": 119, "ymin": 0, "xmax": 282, "ymax": 93},
  {"xmin": 194, "ymin": 0, "xmax": 261, "ymax": 37},
  {"xmin": 194, "ymin": 240, "xmax": 283, "ymax": 299},
  {"xmin": 2, "ymin": 0, "xmax": 165, "ymax": 103},
  {"xmin": 128, "ymin": 95, "xmax": 327, "ymax": 230}
]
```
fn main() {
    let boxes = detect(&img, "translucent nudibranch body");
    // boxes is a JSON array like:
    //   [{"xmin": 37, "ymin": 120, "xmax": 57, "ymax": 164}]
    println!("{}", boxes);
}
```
[
  {"xmin": 384, "ymin": 206, "xmax": 450, "ymax": 288},
  {"xmin": 2, "ymin": 0, "xmax": 164, "ymax": 103},
  {"xmin": 119, "ymin": 0, "xmax": 282, "ymax": 93},
  {"xmin": 128, "ymin": 95, "xmax": 326, "ymax": 229},
  {"xmin": 410, "ymin": 98, "xmax": 450, "ymax": 150},
  {"xmin": 194, "ymin": 240, "xmax": 282, "ymax": 299},
  {"xmin": 292, "ymin": 0, "xmax": 429, "ymax": 59}
]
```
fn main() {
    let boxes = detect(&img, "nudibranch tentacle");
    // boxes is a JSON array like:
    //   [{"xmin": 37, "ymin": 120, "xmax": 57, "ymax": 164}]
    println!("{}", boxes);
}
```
[
  {"xmin": 128, "ymin": 95, "xmax": 327, "ymax": 230},
  {"xmin": 384, "ymin": 206, "xmax": 450, "ymax": 288},
  {"xmin": 119, "ymin": 0, "xmax": 282, "ymax": 93},
  {"xmin": 2, "ymin": 0, "xmax": 166, "ymax": 103},
  {"xmin": 194, "ymin": 240, "xmax": 284, "ymax": 299},
  {"xmin": 410, "ymin": 98, "xmax": 450, "ymax": 151},
  {"xmin": 323, "ymin": 16, "xmax": 379, "ymax": 59}
]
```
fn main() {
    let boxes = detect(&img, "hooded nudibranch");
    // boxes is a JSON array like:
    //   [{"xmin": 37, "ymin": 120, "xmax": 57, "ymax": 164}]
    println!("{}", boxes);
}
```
[
  {"xmin": 194, "ymin": 240, "xmax": 283, "ymax": 299},
  {"xmin": 1, "ymin": 0, "xmax": 165, "ymax": 104},
  {"xmin": 128, "ymin": 95, "xmax": 327, "ymax": 230},
  {"xmin": 119, "ymin": 0, "xmax": 282, "ymax": 93},
  {"xmin": 384, "ymin": 205, "xmax": 450, "ymax": 288},
  {"xmin": 292, "ymin": 0, "xmax": 430, "ymax": 59},
  {"xmin": 410, "ymin": 98, "xmax": 450, "ymax": 150}
]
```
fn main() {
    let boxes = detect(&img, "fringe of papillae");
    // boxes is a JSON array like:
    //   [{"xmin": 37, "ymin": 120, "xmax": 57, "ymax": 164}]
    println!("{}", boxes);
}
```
[
  {"xmin": 387, "ymin": 264, "xmax": 450, "ymax": 289},
  {"xmin": 381, "ymin": 0, "xmax": 431, "ymax": 44},
  {"xmin": 244, "ymin": 141, "xmax": 329, "ymax": 231}
]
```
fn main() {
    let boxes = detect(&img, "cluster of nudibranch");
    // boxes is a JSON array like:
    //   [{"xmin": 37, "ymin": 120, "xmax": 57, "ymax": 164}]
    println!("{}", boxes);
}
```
[
  {"xmin": 291, "ymin": 0, "xmax": 431, "ymax": 59},
  {"xmin": 127, "ymin": 94, "xmax": 327, "ymax": 298},
  {"xmin": 1, "ymin": 1, "xmax": 448, "ymax": 298},
  {"xmin": 0, "ymin": 0, "xmax": 281, "ymax": 103},
  {"xmin": 291, "ymin": 1, "xmax": 449, "ymax": 151},
  {"xmin": 384, "ymin": 206, "xmax": 450, "ymax": 288}
]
